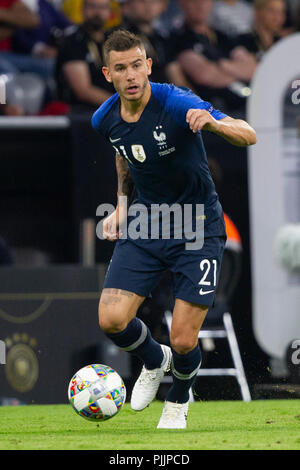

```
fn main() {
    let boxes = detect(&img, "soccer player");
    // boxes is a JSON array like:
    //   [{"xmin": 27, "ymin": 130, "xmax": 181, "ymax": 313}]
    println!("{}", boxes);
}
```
[{"xmin": 91, "ymin": 29, "xmax": 256, "ymax": 429}]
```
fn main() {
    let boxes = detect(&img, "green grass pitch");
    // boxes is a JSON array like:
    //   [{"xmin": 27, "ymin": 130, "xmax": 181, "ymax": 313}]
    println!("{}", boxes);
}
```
[{"xmin": 0, "ymin": 400, "xmax": 299, "ymax": 450}]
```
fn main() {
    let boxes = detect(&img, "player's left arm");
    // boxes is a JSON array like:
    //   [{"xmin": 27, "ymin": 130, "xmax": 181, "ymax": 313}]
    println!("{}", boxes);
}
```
[{"xmin": 186, "ymin": 109, "xmax": 257, "ymax": 147}]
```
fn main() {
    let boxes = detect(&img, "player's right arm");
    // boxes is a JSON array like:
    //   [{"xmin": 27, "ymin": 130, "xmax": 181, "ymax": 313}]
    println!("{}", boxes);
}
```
[
  {"xmin": 103, "ymin": 152, "xmax": 134, "ymax": 241},
  {"xmin": 91, "ymin": 96, "xmax": 133, "ymax": 240},
  {"xmin": 115, "ymin": 152, "xmax": 134, "ymax": 199},
  {"xmin": 162, "ymin": 84, "xmax": 256, "ymax": 146}
]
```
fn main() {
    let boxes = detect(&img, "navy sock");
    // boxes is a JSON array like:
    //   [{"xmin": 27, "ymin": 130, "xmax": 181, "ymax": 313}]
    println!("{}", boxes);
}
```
[
  {"xmin": 105, "ymin": 317, "xmax": 164, "ymax": 370},
  {"xmin": 166, "ymin": 345, "xmax": 202, "ymax": 404}
]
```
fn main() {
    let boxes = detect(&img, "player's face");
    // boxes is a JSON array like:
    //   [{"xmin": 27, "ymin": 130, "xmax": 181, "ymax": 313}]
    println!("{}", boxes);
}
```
[{"xmin": 102, "ymin": 47, "xmax": 152, "ymax": 101}]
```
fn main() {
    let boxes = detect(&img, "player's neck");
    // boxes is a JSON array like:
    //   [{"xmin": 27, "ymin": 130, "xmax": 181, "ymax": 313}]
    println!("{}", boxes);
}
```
[{"xmin": 120, "ymin": 82, "xmax": 152, "ymax": 123}]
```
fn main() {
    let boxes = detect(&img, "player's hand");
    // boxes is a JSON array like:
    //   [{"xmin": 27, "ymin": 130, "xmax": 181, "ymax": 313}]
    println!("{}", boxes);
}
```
[
  {"xmin": 102, "ymin": 205, "xmax": 127, "ymax": 241},
  {"xmin": 103, "ymin": 210, "xmax": 119, "ymax": 241},
  {"xmin": 186, "ymin": 109, "xmax": 219, "ymax": 134}
]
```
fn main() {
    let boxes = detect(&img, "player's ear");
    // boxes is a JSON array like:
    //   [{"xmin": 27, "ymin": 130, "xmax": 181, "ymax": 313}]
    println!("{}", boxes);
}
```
[
  {"xmin": 102, "ymin": 66, "xmax": 112, "ymax": 83},
  {"xmin": 146, "ymin": 57, "xmax": 152, "ymax": 77}
]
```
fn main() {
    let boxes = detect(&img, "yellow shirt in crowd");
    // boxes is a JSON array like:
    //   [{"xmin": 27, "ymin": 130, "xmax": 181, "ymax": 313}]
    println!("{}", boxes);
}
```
[{"xmin": 62, "ymin": 0, "xmax": 122, "ymax": 29}]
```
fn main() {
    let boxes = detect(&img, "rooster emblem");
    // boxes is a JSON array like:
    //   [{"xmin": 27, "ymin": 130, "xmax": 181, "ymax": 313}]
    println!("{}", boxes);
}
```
[{"xmin": 153, "ymin": 125, "xmax": 167, "ymax": 146}]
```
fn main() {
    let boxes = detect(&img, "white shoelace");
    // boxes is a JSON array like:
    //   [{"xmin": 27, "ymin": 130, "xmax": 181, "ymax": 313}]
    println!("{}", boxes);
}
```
[
  {"xmin": 138, "ymin": 368, "xmax": 160, "ymax": 385},
  {"xmin": 162, "ymin": 402, "xmax": 184, "ymax": 420}
]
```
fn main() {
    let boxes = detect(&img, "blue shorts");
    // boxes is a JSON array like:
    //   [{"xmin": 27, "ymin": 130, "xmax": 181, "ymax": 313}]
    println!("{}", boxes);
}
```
[{"xmin": 103, "ymin": 236, "xmax": 226, "ymax": 307}]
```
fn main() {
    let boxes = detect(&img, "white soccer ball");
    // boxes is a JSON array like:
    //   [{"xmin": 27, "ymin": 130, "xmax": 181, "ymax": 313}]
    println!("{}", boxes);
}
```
[{"xmin": 68, "ymin": 364, "xmax": 126, "ymax": 421}]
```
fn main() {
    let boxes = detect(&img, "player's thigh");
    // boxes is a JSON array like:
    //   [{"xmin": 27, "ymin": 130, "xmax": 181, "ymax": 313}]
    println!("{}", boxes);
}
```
[
  {"xmin": 99, "ymin": 288, "xmax": 145, "ymax": 333},
  {"xmin": 170, "ymin": 298, "xmax": 208, "ymax": 354},
  {"xmin": 99, "ymin": 238, "xmax": 165, "ymax": 333},
  {"xmin": 173, "ymin": 236, "xmax": 226, "ymax": 309}
]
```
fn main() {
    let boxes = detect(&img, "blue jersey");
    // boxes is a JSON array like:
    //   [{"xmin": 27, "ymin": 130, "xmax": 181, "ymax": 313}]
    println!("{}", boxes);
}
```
[{"xmin": 91, "ymin": 82, "xmax": 227, "ymax": 239}]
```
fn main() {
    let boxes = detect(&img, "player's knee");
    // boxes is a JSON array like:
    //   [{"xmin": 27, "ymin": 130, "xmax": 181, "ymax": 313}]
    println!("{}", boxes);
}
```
[
  {"xmin": 99, "ymin": 313, "xmax": 128, "ymax": 334},
  {"xmin": 98, "ymin": 303, "xmax": 128, "ymax": 334},
  {"xmin": 170, "ymin": 332, "xmax": 198, "ymax": 355}
]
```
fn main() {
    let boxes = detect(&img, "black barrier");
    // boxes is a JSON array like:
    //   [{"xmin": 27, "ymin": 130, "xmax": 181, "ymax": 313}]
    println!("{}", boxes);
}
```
[
  {"xmin": 69, "ymin": 113, "xmax": 118, "ymax": 264},
  {"xmin": 0, "ymin": 118, "xmax": 117, "ymax": 264},
  {"xmin": 0, "ymin": 125, "xmax": 75, "ymax": 263},
  {"xmin": 0, "ymin": 265, "xmax": 130, "ymax": 404}
]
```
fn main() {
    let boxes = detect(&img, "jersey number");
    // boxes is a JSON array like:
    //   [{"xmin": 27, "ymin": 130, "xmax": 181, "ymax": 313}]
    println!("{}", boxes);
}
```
[
  {"xmin": 198, "ymin": 259, "xmax": 217, "ymax": 286},
  {"xmin": 114, "ymin": 145, "xmax": 133, "ymax": 164}
]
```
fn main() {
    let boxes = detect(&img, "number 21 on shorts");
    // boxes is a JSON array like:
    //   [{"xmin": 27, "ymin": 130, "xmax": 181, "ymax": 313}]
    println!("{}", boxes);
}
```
[{"xmin": 198, "ymin": 259, "xmax": 217, "ymax": 295}]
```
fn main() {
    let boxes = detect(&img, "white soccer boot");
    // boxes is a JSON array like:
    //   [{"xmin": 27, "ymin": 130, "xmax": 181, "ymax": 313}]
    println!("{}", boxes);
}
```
[
  {"xmin": 157, "ymin": 401, "xmax": 189, "ymax": 429},
  {"xmin": 131, "ymin": 345, "xmax": 172, "ymax": 411}
]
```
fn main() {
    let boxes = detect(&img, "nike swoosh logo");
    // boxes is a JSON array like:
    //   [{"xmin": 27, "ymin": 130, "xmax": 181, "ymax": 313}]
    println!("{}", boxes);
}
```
[
  {"xmin": 199, "ymin": 288, "xmax": 215, "ymax": 295},
  {"xmin": 109, "ymin": 137, "xmax": 121, "ymax": 143}
]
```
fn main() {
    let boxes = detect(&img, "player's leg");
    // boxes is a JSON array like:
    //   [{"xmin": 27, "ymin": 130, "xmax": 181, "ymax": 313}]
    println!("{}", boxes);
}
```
[
  {"xmin": 157, "ymin": 299, "xmax": 207, "ymax": 429},
  {"xmin": 98, "ymin": 238, "xmax": 172, "ymax": 410},
  {"xmin": 99, "ymin": 288, "xmax": 166, "ymax": 370},
  {"xmin": 99, "ymin": 287, "xmax": 144, "ymax": 333},
  {"xmin": 168, "ymin": 299, "xmax": 207, "ymax": 401},
  {"xmin": 157, "ymin": 236, "xmax": 226, "ymax": 429}
]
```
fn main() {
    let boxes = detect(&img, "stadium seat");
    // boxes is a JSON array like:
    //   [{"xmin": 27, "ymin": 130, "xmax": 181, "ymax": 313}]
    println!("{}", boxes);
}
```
[{"xmin": 5, "ymin": 72, "xmax": 46, "ymax": 115}]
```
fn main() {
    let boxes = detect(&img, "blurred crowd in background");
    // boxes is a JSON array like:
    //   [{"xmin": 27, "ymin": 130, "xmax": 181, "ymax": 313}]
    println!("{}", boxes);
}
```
[{"xmin": 0, "ymin": 0, "xmax": 297, "ymax": 118}]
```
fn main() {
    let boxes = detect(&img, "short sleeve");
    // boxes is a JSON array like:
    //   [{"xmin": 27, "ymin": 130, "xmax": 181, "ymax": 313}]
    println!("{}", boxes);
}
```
[
  {"xmin": 91, "ymin": 93, "xmax": 119, "ymax": 135},
  {"xmin": 165, "ymin": 85, "xmax": 227, "ymax": 128}
]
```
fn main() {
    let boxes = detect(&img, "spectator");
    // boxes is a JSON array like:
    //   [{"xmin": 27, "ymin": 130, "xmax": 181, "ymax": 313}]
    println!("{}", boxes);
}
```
[
  {"xmin": 0, "ymin": 0, "xmax": 40, "ymax": 71},
  {"xmin": 155, "ymin": 0, "xmax": 184, "ymax": 34},
  {"xmin": 0, "ymin": 0, "xmax": 39, "ymax": 52},
  {"xmin": 61, "ymin": 0, "xmax": 122, "ymax": 28},
  {"xmin": 236, "ymin": 0, "xmax": 286, "ymax": 56},
  {"xmin": 0, "ymin": 0, "xmax": 67, "ymax": 82},
  {"xmin": 104, "ymin": 0, "xmax": 122, "ymax": 29},
  {"xmin": 276, "ymin": 0, "xmax": 297, "ymax": 36},
  {"xmin": 219, "ymin": 0, "xmax": 286, "ymax": 82},
  {"xmin": 0, "ymin": 0, "xmax": 44, "ymax": 114},
  {"xmin": 0, "ymin": 0, "xmax": 74, "ymax": 87},
  {"xmin": 116, "ymin": 0, "xmax": 170, "ymax": 83},
  {"xmin": 55, "ymin": 0, "xmax": 114, "ymax": 113},
  {"xmin": 61, "ymin": 0, "xmax": 84, "ymax": 24},
  {"xmin": 13, "ymin": 0, "xmax": 72, "ymax": 62},
  {"xmin": 166, "ymin": 0, "xmax": 247, "ymax": 112},
  {"xmin": 209, "ymin": 0, "xmax": 254, "ymax": 38}
]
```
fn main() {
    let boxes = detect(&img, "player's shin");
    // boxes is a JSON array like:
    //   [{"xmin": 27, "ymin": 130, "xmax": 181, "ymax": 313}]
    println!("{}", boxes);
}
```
[
  {"xmin": 104, "ymin": 317, "xmax": 164, "ymax": 369},
  {"xmin": 166, "ymin": 345, "xmax": 202, "ymax": 403}
]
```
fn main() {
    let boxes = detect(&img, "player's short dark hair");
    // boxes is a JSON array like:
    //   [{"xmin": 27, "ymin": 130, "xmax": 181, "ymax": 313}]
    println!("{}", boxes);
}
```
[{"xmin": 103, "ymin": 29, "xmax": 145, "ymax": 65}]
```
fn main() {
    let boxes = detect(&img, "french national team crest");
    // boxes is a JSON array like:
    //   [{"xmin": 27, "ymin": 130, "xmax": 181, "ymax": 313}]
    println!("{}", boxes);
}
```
[{"xmin": 131, "ymin": 144, "xmax": 146, "ymax": 162}]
